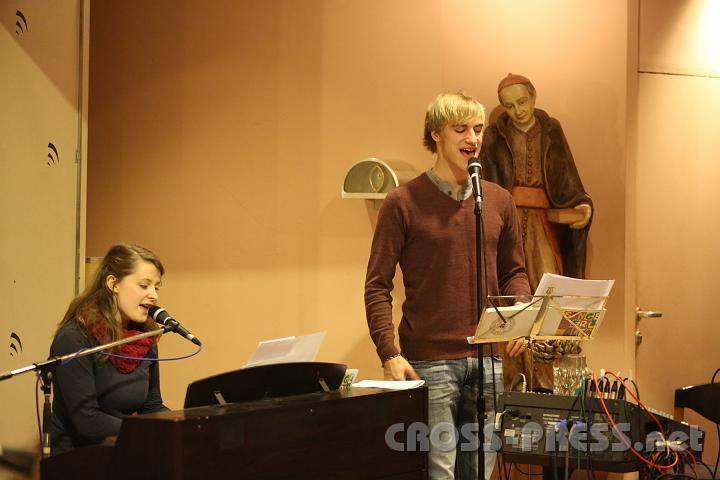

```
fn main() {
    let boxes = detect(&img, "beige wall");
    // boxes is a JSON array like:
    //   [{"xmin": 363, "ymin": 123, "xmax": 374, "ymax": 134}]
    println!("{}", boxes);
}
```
[{"xmin": 87, "ymin": 0, "xmax": 630, "ymax": 407}]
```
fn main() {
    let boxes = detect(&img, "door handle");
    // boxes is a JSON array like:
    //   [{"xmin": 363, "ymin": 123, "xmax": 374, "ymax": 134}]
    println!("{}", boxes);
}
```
[
  {"xmin": 635, "ymin": 307, "xmax": 663, "ymax": 347},
  {"xmin": 635, "ymin": 307, "xmax": 663, "ymax": 321}
]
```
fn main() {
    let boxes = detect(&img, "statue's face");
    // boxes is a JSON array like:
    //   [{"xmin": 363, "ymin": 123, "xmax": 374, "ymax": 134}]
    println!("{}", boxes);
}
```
[{"xmin": 499, "ymin": 84, "xmax": 536, "ymax": 130}]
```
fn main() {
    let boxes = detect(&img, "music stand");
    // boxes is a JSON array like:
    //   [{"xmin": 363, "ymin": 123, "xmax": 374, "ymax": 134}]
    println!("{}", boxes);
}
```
[{"xmin": 468, "ymin": 294, "xmax": 608, "ymax": 392}]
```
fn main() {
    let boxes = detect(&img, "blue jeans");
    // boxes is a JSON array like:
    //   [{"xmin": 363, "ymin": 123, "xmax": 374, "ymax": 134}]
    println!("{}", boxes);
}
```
[{"xmin": 410, "ymin": 356, "xmax": 503, "ymax": 480}]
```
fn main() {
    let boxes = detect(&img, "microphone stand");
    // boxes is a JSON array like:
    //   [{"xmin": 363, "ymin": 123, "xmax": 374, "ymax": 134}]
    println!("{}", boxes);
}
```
[
  {"xmin": 0, "ymin": 327, "xmax": 169, "ymax": 458},
  {"xmin": 470, "ymin": 163, "xmax": 489, "ymax": 480}
]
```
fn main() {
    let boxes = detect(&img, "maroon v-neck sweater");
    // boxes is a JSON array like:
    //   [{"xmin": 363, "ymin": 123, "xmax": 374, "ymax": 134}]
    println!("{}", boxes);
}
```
[{"xmin": 365, "ymin": 173, "xmax": 530, "ymax": 362}]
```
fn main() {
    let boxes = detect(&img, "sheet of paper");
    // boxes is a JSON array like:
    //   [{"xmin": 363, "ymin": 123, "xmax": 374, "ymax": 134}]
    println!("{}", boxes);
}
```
[
  {"xmin": 244, "ymin": 331, "xmax": 326, "ymax": 367},
  {"xmin": 534, "ymin": 273, "xmax": 614, "ymax": 309},
  {"xmin": 351, "ymin": 380, "xmax": 425, "ymax": 390}
]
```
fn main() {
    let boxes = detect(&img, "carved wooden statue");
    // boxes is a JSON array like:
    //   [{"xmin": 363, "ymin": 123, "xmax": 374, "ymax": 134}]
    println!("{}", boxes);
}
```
[{"xmin": 480, "ymin": 74, "xmax": 592, "ymax": 390}]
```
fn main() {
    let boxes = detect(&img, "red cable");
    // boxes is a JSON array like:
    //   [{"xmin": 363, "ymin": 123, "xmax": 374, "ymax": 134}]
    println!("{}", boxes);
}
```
[
  {"xmin": 592, "ymin": 374, "xmax": 678, "ymax": 471},
  {"xmin": 606, "ymin": 372, "xmax": 702, "ymax": 476},
  {"xmin": 604, "ymin": 371, "xmax": 667, "ymax": 437}
]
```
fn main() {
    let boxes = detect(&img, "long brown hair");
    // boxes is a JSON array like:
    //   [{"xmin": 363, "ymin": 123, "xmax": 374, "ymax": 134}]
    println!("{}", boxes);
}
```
[{"xmin": 58, "ymin": 244, "xmax": 165, "ymax": 344}]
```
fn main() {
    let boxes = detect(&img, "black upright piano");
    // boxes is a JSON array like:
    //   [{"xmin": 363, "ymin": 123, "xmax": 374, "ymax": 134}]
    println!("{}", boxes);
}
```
[{"xmin": 41, "ymin": 386, "xmax": 428, "ymax": 479}]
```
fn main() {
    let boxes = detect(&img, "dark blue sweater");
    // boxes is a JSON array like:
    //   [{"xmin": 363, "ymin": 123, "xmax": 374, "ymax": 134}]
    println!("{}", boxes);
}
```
[{"xmin": 49, "ymin": 319, "xmax": 168, "ymax": 455}]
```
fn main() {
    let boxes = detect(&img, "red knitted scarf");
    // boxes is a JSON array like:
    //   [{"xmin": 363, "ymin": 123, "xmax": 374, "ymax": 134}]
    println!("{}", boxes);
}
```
[{"xmin": 89, "ymin": 324, "xmax": 155, "ymax": 374}]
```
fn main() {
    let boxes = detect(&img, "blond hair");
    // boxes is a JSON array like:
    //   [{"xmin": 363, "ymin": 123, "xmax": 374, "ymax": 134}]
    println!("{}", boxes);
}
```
[{"xmin": 423, "ymin": 91, "xmax": 486, "ymax": 153}]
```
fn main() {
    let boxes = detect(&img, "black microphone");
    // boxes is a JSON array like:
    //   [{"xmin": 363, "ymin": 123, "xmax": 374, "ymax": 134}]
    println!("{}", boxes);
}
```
[
  {"xmin": 467, "ymin": 158, "xmax": 483, "ymax": 209},
  {"xmin": 148, "ymin": 306, "xmax": 202, "ymax": 346}
]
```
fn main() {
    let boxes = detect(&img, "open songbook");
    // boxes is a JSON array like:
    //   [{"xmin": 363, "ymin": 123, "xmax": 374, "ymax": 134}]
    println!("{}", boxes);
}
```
[{"xmin": 468, "ymin": 273, "xmax": 614, "ymax": 344}]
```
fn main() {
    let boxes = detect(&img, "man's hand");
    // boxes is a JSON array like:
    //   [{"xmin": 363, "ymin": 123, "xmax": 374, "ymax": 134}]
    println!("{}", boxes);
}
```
[
  {"xmin": 571, "ymin": 203, "xmax": 592, "ymax": 229},
  {"xmin": 383, "ymin": 355, "xmax": 420, "ymax": 381},
  {"xmin": 506, "ymin": 338, "xmax": 528, "ymax": 358}
]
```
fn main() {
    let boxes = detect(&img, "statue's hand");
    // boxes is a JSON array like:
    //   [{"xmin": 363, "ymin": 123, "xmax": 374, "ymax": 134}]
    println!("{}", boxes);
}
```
[{"xmin": 570, "ymin": 203, "xmax": 592, "ymax": 229}]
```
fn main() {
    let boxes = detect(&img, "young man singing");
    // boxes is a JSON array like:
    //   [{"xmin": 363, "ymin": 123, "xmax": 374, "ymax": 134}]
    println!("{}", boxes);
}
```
[{"xmin": 365, "ymin": 91, "xmax": 531, "ymax": 479}]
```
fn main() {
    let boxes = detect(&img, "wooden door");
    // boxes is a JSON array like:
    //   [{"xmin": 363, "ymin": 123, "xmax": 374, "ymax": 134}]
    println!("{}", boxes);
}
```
[{"xmin": 633, "ymin": 71, "xmax": 720, "ymax": 477}]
